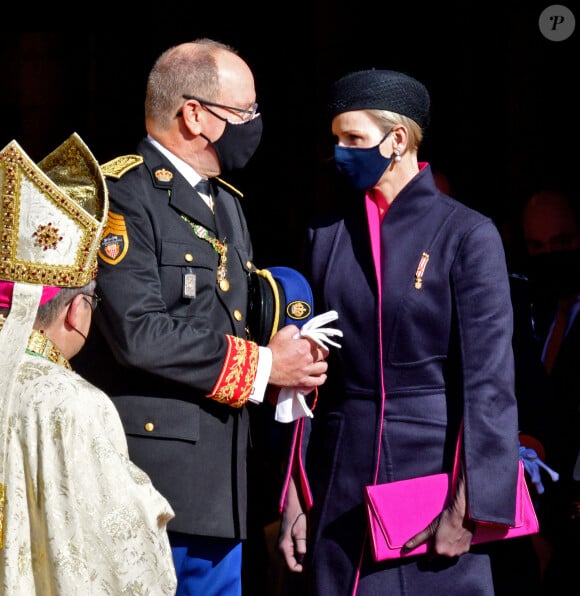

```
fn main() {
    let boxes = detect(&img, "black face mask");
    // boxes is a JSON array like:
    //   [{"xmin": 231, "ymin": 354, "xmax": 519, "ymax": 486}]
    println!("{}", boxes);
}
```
[
  {"xmin": 525, "ymin": 248, "xmax": 580, "ymax": 301},
  {"xmin": 201, "ymin": 115, "xmax": 263, "ymax": 172}
]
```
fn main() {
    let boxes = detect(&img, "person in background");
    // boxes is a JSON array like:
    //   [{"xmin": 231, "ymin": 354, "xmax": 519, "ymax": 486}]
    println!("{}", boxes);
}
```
[
  {"xmin": 72, "ymin": 38, "xmax": 328, "ymax": 596},
  {"xmin": 0, "ymin": 134, "xmax": 176, "ymax": 595},
  {"xmin": 277, "ymin": 69, "xmax": 520, "ymax": 595},
  {"xmin": 520, "ymin": 189, "xmax": 580, "ymax": 595}
]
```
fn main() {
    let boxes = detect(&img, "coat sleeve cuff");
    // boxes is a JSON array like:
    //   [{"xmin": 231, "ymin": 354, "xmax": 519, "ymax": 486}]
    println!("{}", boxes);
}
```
[{"xmin": 206, "ymin": 335, "xmax": 259, "ymax": 408}]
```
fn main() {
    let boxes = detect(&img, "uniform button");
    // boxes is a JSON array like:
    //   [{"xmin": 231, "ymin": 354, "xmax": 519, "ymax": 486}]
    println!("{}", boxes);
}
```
[
  {"xmin": 219, "ymin": 279, "xmax": 230, "ymax": 292},
  {"xmin": 246, "ymin": 260, "xmax": 253, "ymax": 269},
  {"xmin": 234, "ymin": 309, "xmax": 243, "ymax": 321},
  {"xmin": 184, "ymin": 253, "xmax": 194, "ymax": 262},
  {"xmin": 144, "ymin": 422, "xmax": 155, "ymax": 432}
]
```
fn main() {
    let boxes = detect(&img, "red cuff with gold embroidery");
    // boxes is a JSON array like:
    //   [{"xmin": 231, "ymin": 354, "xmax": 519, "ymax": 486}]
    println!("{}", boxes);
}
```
[{"xmin": 206, "ymin": 335, "xmax": 259, "ymax": 408}]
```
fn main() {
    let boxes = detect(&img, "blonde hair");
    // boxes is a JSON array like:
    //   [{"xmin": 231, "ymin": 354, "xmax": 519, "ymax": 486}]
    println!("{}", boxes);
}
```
[{"xmin": 369, "ymin": 109, "xmax": 424, "ymax": 152}]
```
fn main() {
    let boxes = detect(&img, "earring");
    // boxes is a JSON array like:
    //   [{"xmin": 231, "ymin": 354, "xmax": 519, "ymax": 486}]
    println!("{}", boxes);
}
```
[{"xmin": 393, "ymin": 149, "xmax": 401, "ymax": 162}]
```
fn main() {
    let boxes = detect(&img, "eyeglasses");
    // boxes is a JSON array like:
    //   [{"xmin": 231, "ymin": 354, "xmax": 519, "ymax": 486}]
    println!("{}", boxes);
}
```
[
  {"xmin": 181, "ymin": 94, "xmax": 259, "ymax": 123},
  {"xmin": 81, "ymin": 292, "xmax": 101, "ymax": 312}
]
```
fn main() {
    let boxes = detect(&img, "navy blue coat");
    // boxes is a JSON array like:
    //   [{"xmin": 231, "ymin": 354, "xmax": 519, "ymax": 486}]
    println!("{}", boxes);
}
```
[{"xmin": 298, "ymin": 165, "xmax": 520, "ymax": 595}]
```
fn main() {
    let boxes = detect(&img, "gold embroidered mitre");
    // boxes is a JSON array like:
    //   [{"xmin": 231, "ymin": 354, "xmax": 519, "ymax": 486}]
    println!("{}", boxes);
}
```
[{"xmin": 0, "ymin": 132, "xmax": 108, "ymax": 288}]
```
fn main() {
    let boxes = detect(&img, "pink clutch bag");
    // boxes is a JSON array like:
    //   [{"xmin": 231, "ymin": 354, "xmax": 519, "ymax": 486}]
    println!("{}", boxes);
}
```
[{"xmin": 365, "ymin": 458, "xmax": 539, "ymax": 561}]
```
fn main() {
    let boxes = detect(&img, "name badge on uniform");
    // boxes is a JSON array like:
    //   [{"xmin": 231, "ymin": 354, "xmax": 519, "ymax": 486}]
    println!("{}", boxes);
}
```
[{"xmin": 183, "ymin": 267, "xmax": 196, "ymax": 299}]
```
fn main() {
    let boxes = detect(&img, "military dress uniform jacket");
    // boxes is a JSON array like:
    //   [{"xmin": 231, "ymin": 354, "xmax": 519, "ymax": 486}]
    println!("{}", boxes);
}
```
[
  {"xmin": 74, "ymin": 139, "xmax": 259, "ymax": 539},
  {"xmin": 294, "ymin": 164, "xmax": 520, "ymax": 595}
]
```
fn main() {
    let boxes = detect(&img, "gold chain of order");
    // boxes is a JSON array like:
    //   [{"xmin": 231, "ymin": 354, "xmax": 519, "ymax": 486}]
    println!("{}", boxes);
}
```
[{"xmin": 180, "ymin": 214, "xmax": 229, "ymax": 289}]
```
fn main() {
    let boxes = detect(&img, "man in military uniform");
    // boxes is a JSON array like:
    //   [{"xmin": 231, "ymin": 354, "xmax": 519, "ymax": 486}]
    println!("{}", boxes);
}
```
[{"xmin": 73, "ymin": 38, "xmax": 328, "ymax": 596}]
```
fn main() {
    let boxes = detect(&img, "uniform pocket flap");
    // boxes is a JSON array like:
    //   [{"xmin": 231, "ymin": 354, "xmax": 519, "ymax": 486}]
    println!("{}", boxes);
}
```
[{"xmin": 112, "ymin": 395, "xmax": 200, "ymax": 442}]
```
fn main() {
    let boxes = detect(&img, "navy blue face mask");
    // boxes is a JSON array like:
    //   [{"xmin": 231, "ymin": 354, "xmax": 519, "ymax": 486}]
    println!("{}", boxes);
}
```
[{"xmin": 333, "ymin": 129, "xmax": 394, "ymax": 191}]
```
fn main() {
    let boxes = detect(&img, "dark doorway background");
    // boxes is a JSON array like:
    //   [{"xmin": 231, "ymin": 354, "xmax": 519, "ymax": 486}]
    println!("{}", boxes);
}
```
[{"xmin": 1, "ymin": 4, "xmax": 576, "ymax": 270}]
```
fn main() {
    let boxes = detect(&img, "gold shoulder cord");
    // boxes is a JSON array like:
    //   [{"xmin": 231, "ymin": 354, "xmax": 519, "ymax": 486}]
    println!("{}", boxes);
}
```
[
  {"xmin": 215, "ymin": 176, "xmax": 243, "ymax": 198},
  {"xmin": 255, "ymin": 269, "xmax": 281, "ymax": 340}
]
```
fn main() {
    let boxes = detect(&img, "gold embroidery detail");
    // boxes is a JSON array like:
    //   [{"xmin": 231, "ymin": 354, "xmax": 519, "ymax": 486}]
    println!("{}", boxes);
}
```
[
  {"xmin": 0, "ymin": 315, "xmax": 71, "ymax": 369},
  {"xmin": 0, "ymin": 134, "xmax": 108, "ymax": 288},
  {"xmin": 208, "ymin": 336, "xmax": 258, "ymax": 407},
  {"xmin": 100, "ymin": 155, "xmax": 143, "ymax": 179},
  {"xmin": 33, "ymin": 222, "xmax": 63, "ymax": 251}
]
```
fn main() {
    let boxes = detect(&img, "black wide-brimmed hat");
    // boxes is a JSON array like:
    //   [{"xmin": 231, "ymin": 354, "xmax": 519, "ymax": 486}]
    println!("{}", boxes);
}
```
[{"xmin": 328, "ymin": 69, "xmax": 430, "ymax": 129}]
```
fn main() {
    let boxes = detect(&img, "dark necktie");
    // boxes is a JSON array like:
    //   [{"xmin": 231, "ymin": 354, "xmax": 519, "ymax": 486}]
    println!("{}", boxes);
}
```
[
  {"xmin": 195, "ymin": 179, "xmax": 213, "ymax": 211},
  {"xmin": 195, "ymin": 179, "xmax": 211, "ymax": 196}
]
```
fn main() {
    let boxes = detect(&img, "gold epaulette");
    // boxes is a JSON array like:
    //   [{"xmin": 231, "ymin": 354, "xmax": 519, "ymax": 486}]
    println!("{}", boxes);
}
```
[
  {"xmin": 101, "ymin": 155, "xmax": 144, "ymax": 179},
  {"xmin": 215, "ymin": 176, "xmax": 244, "ymax": 198}
]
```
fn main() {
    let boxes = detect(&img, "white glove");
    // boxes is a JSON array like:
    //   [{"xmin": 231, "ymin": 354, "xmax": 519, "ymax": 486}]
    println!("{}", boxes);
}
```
[{"xmin": 275, "ymin": 310, "xmax": 343, "ymax": 423}]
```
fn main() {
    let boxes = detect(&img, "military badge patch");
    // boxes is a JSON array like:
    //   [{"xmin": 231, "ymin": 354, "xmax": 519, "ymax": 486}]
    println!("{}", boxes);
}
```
[
  {"xmin": 98, "ymin": 211, "xmax": 129, "ymax": 265},
  {"xmin": 286, "ymin": 299, "xmax": 312, "ymax": 322},
  {"xmin": 155, "ymin": 168, "xmax": 173, "ymax": 182}
]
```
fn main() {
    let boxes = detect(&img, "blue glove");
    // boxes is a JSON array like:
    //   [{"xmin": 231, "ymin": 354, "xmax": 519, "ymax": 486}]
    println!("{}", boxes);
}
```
[{"xmin": 519, "ymin": 446, "xmax": 559, "ymax": 495}]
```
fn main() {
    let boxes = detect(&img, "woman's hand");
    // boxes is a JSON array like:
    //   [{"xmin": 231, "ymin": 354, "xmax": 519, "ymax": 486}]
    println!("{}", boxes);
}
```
[
  {"xmin": 278, "ymin": 476, "xmax": 308, "ymax": 572},
  {"xmin": 402, "ymin": 466, "xmax": 475, "ymax": 558}
]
